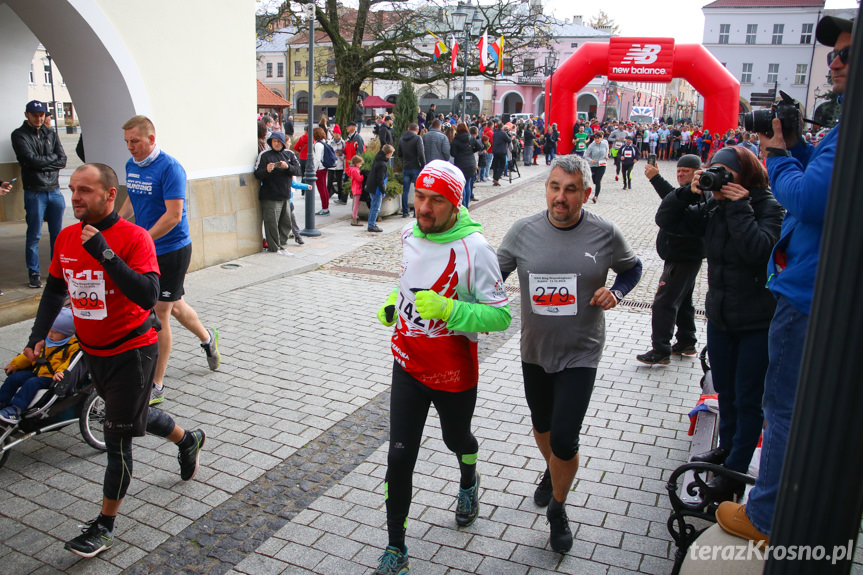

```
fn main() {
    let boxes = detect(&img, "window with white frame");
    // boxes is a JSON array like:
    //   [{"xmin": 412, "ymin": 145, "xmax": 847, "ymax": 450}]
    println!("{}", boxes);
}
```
[
  {"xmin": 746, "ymin": 24, "xmax": 757, "ymax": 44},
  {"xmin": 29, "ymin": 64, "xmax": 34, "ymax": 84},
  {"xmin": 772, "ymin": 24, "xmax": 784, "ymax": 45},
  {"xmin": 277, "ymin": 62, "xmax": 284, "ymax": 77},
  {"xmin": 719, "ymin": 24, "xmax": 730, "ymax": 44},
  {"xmin": 800, "ymin": 23, "xmax": 813, "ymax": 44},
  {"xmin": 742, "ymin": 63, "xmax": 753, "ymax": 84},
  {"xmin": 795, "ymin": 64, "xmax": 807, "ymax": 84},
  {"xmin": 43, "ymin": 62, "xmax": 51, "ymax": 83},
  {"xmin": 266, "ymin": 62, "xmax": 273, "ymax": 77},
  {"xmin": 767, "ymin": 63, "xmax": 779, "ymax": 84}
]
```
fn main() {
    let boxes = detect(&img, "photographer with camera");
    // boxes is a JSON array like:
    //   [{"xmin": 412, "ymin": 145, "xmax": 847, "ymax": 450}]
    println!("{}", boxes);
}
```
[
  {"xmin": 656, "ymin": 146, "xmax": 783, "ymax": 503},
  {"xmin": 714, "ymin": 15, "xmax": 852, "ymax": 544}
]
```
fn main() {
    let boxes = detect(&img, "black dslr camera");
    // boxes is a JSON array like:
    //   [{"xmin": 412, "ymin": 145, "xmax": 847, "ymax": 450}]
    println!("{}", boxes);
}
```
[
  {"xmin": 698, "ymin": 166, "xmax": 734, "ymax": 191},
  {"xmin": 742, "ymin": 90, "xmax": 801, "ymax": 138}
]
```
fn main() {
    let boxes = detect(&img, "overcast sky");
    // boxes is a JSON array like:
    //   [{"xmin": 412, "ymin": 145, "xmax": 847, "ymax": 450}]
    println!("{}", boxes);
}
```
[{"xmin": 543, "ymin": 0, "xmax": 859, "ymax": 44}]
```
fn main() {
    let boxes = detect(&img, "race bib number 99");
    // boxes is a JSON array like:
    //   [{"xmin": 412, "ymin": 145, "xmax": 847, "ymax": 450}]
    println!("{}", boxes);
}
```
[
  {"xmin": 69, "ymin": 276, "xmax": 107, "ymax": 320},
  {"xmin": 529, "ymin": 273, "xmax": 577, "ymax": 316}
]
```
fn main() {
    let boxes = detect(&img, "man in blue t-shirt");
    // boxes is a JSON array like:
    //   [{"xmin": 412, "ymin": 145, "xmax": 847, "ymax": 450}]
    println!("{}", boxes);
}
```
[{"xmin": 118, "ymin": 116, "xmax": 220, "ymax": 405}]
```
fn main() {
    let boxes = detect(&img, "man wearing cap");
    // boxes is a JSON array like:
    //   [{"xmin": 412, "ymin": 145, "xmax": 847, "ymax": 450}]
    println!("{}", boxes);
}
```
[
  {"xmin": 716, "ymin": 14, "xmax": 853, "ymax": 544},
  {"xmin": 117, "ymin": 116, "xmax": 220, "ymax": 407},
  {"xmin": 11, "ymin": 100, "xmax": 67, "ymax": 289},
  {"xmin": 344, "ymin": 121, "xmax": 365, "ymax": 165},
  {"xmin": 497, "ymin": 155, "xmax": 642, "ymax": 553},
  {"xmin": 619, "ymin": 136, "xmax": 640, "ymax": 190},
  {"xmin": 637, "ymin": 155, "xmax": 705, "ymax": 365},
  {"xmin": 373, "ymin": 159, "xmax": 510, "ymax": 574}
]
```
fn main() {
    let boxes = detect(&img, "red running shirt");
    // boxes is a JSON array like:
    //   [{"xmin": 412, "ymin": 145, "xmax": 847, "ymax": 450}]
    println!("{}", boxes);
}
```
[{"xmin": 49, "ymin": 218, "xmax": 160, "ymax": 356}]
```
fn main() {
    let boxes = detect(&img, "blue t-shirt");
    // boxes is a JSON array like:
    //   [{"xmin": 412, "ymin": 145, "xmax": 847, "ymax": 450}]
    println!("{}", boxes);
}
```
[{"xmin": 125, "ymin": 151, "xmax": 190, "ymax": 255}]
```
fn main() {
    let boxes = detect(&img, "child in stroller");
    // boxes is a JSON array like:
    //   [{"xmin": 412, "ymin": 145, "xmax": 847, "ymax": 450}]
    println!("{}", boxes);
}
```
[{"xmin": 0, "ymin": 308, "xmax": 78, "ymax": 424}]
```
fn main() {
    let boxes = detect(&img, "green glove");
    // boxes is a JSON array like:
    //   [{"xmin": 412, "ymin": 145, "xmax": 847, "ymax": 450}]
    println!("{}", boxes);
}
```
[
  {"xmin": 415, "ymin": 290, "xmax": 454, "ymax": 321},
  {"xmin": 377, "ymin": 290, "xmax": 398, "ymax": 326}
]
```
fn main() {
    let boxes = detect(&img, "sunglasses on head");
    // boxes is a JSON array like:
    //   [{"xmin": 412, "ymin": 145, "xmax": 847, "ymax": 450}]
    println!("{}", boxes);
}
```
[{"xmin": 827, "ymin": 46, "xmax": 850, "ymax": 66}]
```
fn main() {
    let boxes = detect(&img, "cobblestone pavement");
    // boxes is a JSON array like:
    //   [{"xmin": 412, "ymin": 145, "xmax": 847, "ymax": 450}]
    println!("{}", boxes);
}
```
[{"xmin": 0, "ymin": 159, "xmax": 860, "ymax": 575}]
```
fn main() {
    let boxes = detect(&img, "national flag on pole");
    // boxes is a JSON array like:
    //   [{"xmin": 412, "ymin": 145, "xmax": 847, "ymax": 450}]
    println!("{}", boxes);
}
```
[
  {"xmin": 427, "ymin": 29, "xmax": 448, "ymax": 61},
  {"xmin": 477, "ymin": 29, "xmax": 489, "ymax": 73},
  {"xmin": 491, "ymin": 35, "xmax": 505, "ymax": 75},
  {"xmin": 450, "ymin": 37, "xmax": 460, "ymax": 74}
]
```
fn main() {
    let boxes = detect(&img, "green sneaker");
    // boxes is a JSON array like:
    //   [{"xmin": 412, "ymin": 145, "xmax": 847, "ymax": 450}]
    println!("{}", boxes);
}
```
[
  {"xmin": 64, "ymin": 518, "xmax": 113, "ymax": 558},
  {"xmin": 201, "ymin": 328, "xmax": 220, "ymax": 371},
  {"xmin": 149, "ymin": 384, "xmax": 165, "ymax": 406},
  {"xmin": 374, "ymin": 545, "xmax": 410, "ymax": 575}
]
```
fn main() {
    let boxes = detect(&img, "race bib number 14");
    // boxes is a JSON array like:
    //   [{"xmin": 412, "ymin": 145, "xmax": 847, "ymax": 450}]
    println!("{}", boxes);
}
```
[{"xmin": 529, "ymin": 273, "xmax": 577, "ymax": 316}]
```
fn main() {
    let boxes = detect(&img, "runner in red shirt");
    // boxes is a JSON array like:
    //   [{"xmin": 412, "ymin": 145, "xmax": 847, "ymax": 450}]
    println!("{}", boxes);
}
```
[{"xmin": 24, "ymin": 163, "xmax": 206, "ymax": 559}]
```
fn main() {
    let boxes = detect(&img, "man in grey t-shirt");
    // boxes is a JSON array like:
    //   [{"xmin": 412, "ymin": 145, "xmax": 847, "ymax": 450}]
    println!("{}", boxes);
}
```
[{"xmin": 497, "ymin": 155, "xmax": 642, "ymax": 553}]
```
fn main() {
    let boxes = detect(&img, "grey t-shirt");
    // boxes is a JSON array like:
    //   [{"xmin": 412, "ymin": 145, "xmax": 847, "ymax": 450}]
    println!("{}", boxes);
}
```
[{"xmin": 497, "ymin": 209, "xmax": 637, "ymax": 372}]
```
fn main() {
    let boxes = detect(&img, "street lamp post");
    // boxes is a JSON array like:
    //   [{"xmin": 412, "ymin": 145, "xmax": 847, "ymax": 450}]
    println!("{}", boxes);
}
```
[
  {"xmin": 301, "ymin": 1, "xmax": 320, "ymax": 237},
  {"xmin": 544, "ymin": 51, "xmax": 558, "ymax": 128},
  {"xmin": 452, "ymin": 9, "xmax": 483, "ymax": 119}
]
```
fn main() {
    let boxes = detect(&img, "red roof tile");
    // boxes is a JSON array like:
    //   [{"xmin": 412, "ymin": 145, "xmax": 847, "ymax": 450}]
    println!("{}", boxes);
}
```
[{"xmin": 257, "ymin": 80, "xmax": 291, "ymax": 108}]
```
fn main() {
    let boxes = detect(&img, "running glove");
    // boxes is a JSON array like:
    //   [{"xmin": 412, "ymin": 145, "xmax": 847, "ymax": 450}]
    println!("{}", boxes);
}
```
[
  {"xmin": 415, "ymin": 290, "xmax": 454, "ymax": 321},
  {"xmin": 377, "ymin": 290, "xmax": 398, "ymax": 326}
]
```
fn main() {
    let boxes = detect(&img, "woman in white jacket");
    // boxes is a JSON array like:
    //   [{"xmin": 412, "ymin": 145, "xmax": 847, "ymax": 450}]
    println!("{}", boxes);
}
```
[{"xmin": 584, "ymin": 131, "xmax": 609, "ymax": 203}]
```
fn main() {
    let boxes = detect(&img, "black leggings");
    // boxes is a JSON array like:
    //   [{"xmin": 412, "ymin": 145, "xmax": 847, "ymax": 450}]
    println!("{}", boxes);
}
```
[
  {"xmin": 590, "ymin": 166, "xmax": 606, "ymax": 198},
  {"xmin": 386, "ymin": 362, "xmax": 478, "ymax": 546},
  {"xmin": 103, "ymin": 407, "xmax": 175, "ymax": 501},
  {"xmin": 622, "ymin": 163, "xmax": 634, "ymax": 187},
  {"xmin": 522, "ymin": 362, "xmax": 596, "ymax": 461}
]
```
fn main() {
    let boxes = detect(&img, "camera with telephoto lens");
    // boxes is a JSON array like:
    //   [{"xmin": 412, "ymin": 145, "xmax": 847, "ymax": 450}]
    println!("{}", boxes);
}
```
[
  {"xmin": 742, "ymin": 90, "xmax": 801, "ymax": 137},
  {"xmin": 698, "ymin": 166, "xmax": 734, "ymax": 192}
]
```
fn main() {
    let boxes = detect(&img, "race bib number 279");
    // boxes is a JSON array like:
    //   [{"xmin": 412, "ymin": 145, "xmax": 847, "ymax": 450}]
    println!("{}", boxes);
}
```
[{"xmin": 529, "ymin": 273, "xmax": 577, "ymax": 316}]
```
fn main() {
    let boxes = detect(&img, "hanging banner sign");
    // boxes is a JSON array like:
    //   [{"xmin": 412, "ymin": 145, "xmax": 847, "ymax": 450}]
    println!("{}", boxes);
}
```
[{"xmin": 607, "ymin": 37, "xmax": 675, "ymax": 82}]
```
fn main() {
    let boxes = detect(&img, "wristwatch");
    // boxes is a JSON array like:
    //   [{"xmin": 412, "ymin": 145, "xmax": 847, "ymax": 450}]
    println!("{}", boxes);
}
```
[
  {"xmin": 766, "ymin": 147, "xmax": 791, "ymax": 158},
  {"xmin": 611, "ymin": 289, "xmax": 624, "ymax": 303},
  {"xmin": 101, "ymin": 248, "xmax": 115, "ymax": 265}
]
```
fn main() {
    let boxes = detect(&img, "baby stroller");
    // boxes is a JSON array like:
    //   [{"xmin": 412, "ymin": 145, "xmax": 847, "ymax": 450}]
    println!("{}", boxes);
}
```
[{"xmin": 0, "ymin": 351, "xmax": 106, "ymax": 468}]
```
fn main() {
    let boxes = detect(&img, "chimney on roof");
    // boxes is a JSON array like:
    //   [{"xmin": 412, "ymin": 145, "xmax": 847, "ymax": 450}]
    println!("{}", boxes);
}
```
[
  {"xmin": 598, "ymin": 25, "xmax": 613, "ymax": 33},
  {"xmin": 564, "ymin": 17, "xmax": 570, "ymax": 24},
  {"xmin": 573, "ymin": 15, "xmax": 582, "ymax": 26}
]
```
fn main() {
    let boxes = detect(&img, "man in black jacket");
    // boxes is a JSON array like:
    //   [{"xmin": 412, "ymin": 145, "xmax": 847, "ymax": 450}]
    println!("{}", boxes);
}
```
[
  {"xmin": 283, "ymin": 115, "xmax": 295, "ymax": 137},
  {"xmin": 491, "ymin": 123, "xmax": 511, "ymax": 186},
  {"xmin": 253, "ymin": 132, "xmax": 304, "ymax": 251},
  {"xmin": 397, "ymin": 123, "xmax": 426, "ymax": 218},
  {"xmin": 11, "ymin": 100, "xmax": 67, "ymax": 288},
  {"xmin": 637, "ymin": 154, "xmax": 705, "ymax": 365},
  {"xmin": 378, "ymin": 115, "xmax": 394, "ymax": 147}
]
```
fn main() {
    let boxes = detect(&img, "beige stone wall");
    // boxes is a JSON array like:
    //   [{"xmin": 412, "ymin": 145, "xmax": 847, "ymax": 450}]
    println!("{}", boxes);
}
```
[{"xmin": 185, "ymin": 172, "xmax": 261, "ymax": 272}]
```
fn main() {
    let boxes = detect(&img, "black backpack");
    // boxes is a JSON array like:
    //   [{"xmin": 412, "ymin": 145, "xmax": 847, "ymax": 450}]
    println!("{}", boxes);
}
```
[{"xmin": 359, "ymin": 168, "xmax": 372, "ymax": 207}]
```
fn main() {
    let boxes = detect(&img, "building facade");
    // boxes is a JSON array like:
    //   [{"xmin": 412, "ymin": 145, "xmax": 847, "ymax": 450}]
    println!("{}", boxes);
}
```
[{"xmin": 702, "ymin": 0, "xmax": 825, "ymax": 116}]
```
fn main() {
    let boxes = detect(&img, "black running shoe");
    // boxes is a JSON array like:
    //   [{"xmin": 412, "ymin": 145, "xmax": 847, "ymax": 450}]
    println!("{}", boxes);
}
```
[
  {"xmin": 534, "ymin": 467, "xmax": 553, "ymax": 507},
  {"xmin": 178, "ymin": 429, "xmax": 206, "ymax": 481},
  {"xmin": 636, "ymin": 349, "xmax": 671, "ymax": 365},
  {"xmin": 455, "ymin": 473, "xmax": 481, "ymax": 527},
  {"xmin": 64, "ymin": 518, "xmax": 113, "ymax": 558},
  {"xmin": 672, "ymin": 341, "xmax": 698, "ymax": 356},
  {"xmin": 547, "ymin": 503, "xmax": 573, "ymax": 553}
]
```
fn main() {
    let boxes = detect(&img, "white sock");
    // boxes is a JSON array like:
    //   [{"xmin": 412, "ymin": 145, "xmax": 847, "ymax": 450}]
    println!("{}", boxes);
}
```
[
  {"xmin": 202, "ymin": 335, "xmax": 211, "ymax": 345},
  {"xmin": 153, "ymin": 382, "xmax": 163, "ymax": 390}
]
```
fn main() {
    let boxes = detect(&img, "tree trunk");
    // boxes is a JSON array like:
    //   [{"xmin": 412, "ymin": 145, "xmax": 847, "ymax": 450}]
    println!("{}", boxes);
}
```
[{"xmin": 336, "ymin": 81, "xmax": 362, "ymax": 128}]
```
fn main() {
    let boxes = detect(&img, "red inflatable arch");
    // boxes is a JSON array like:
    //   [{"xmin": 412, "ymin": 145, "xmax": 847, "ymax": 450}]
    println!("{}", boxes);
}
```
[{"xmin": 544, "ymin": 38, "xmax": 740, "ymax": 155}]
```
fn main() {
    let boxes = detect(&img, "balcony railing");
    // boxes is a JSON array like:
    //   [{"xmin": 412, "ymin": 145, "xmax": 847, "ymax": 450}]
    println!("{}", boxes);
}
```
[{"xmin": 515, "ymin": 75, "xmax": 544, "ymax": 85}]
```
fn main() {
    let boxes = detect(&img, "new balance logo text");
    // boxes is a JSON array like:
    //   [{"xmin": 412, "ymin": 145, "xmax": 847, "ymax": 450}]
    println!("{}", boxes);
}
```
[{"xmin": 621, "ymin": 44, "xmax": 662, "ymax": 65}]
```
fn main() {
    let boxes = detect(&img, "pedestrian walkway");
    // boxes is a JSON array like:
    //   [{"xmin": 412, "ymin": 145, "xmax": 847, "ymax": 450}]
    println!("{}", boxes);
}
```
[{"xmin": 0, "ymin": 159, "xmax": 859, "ymax": 575}]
